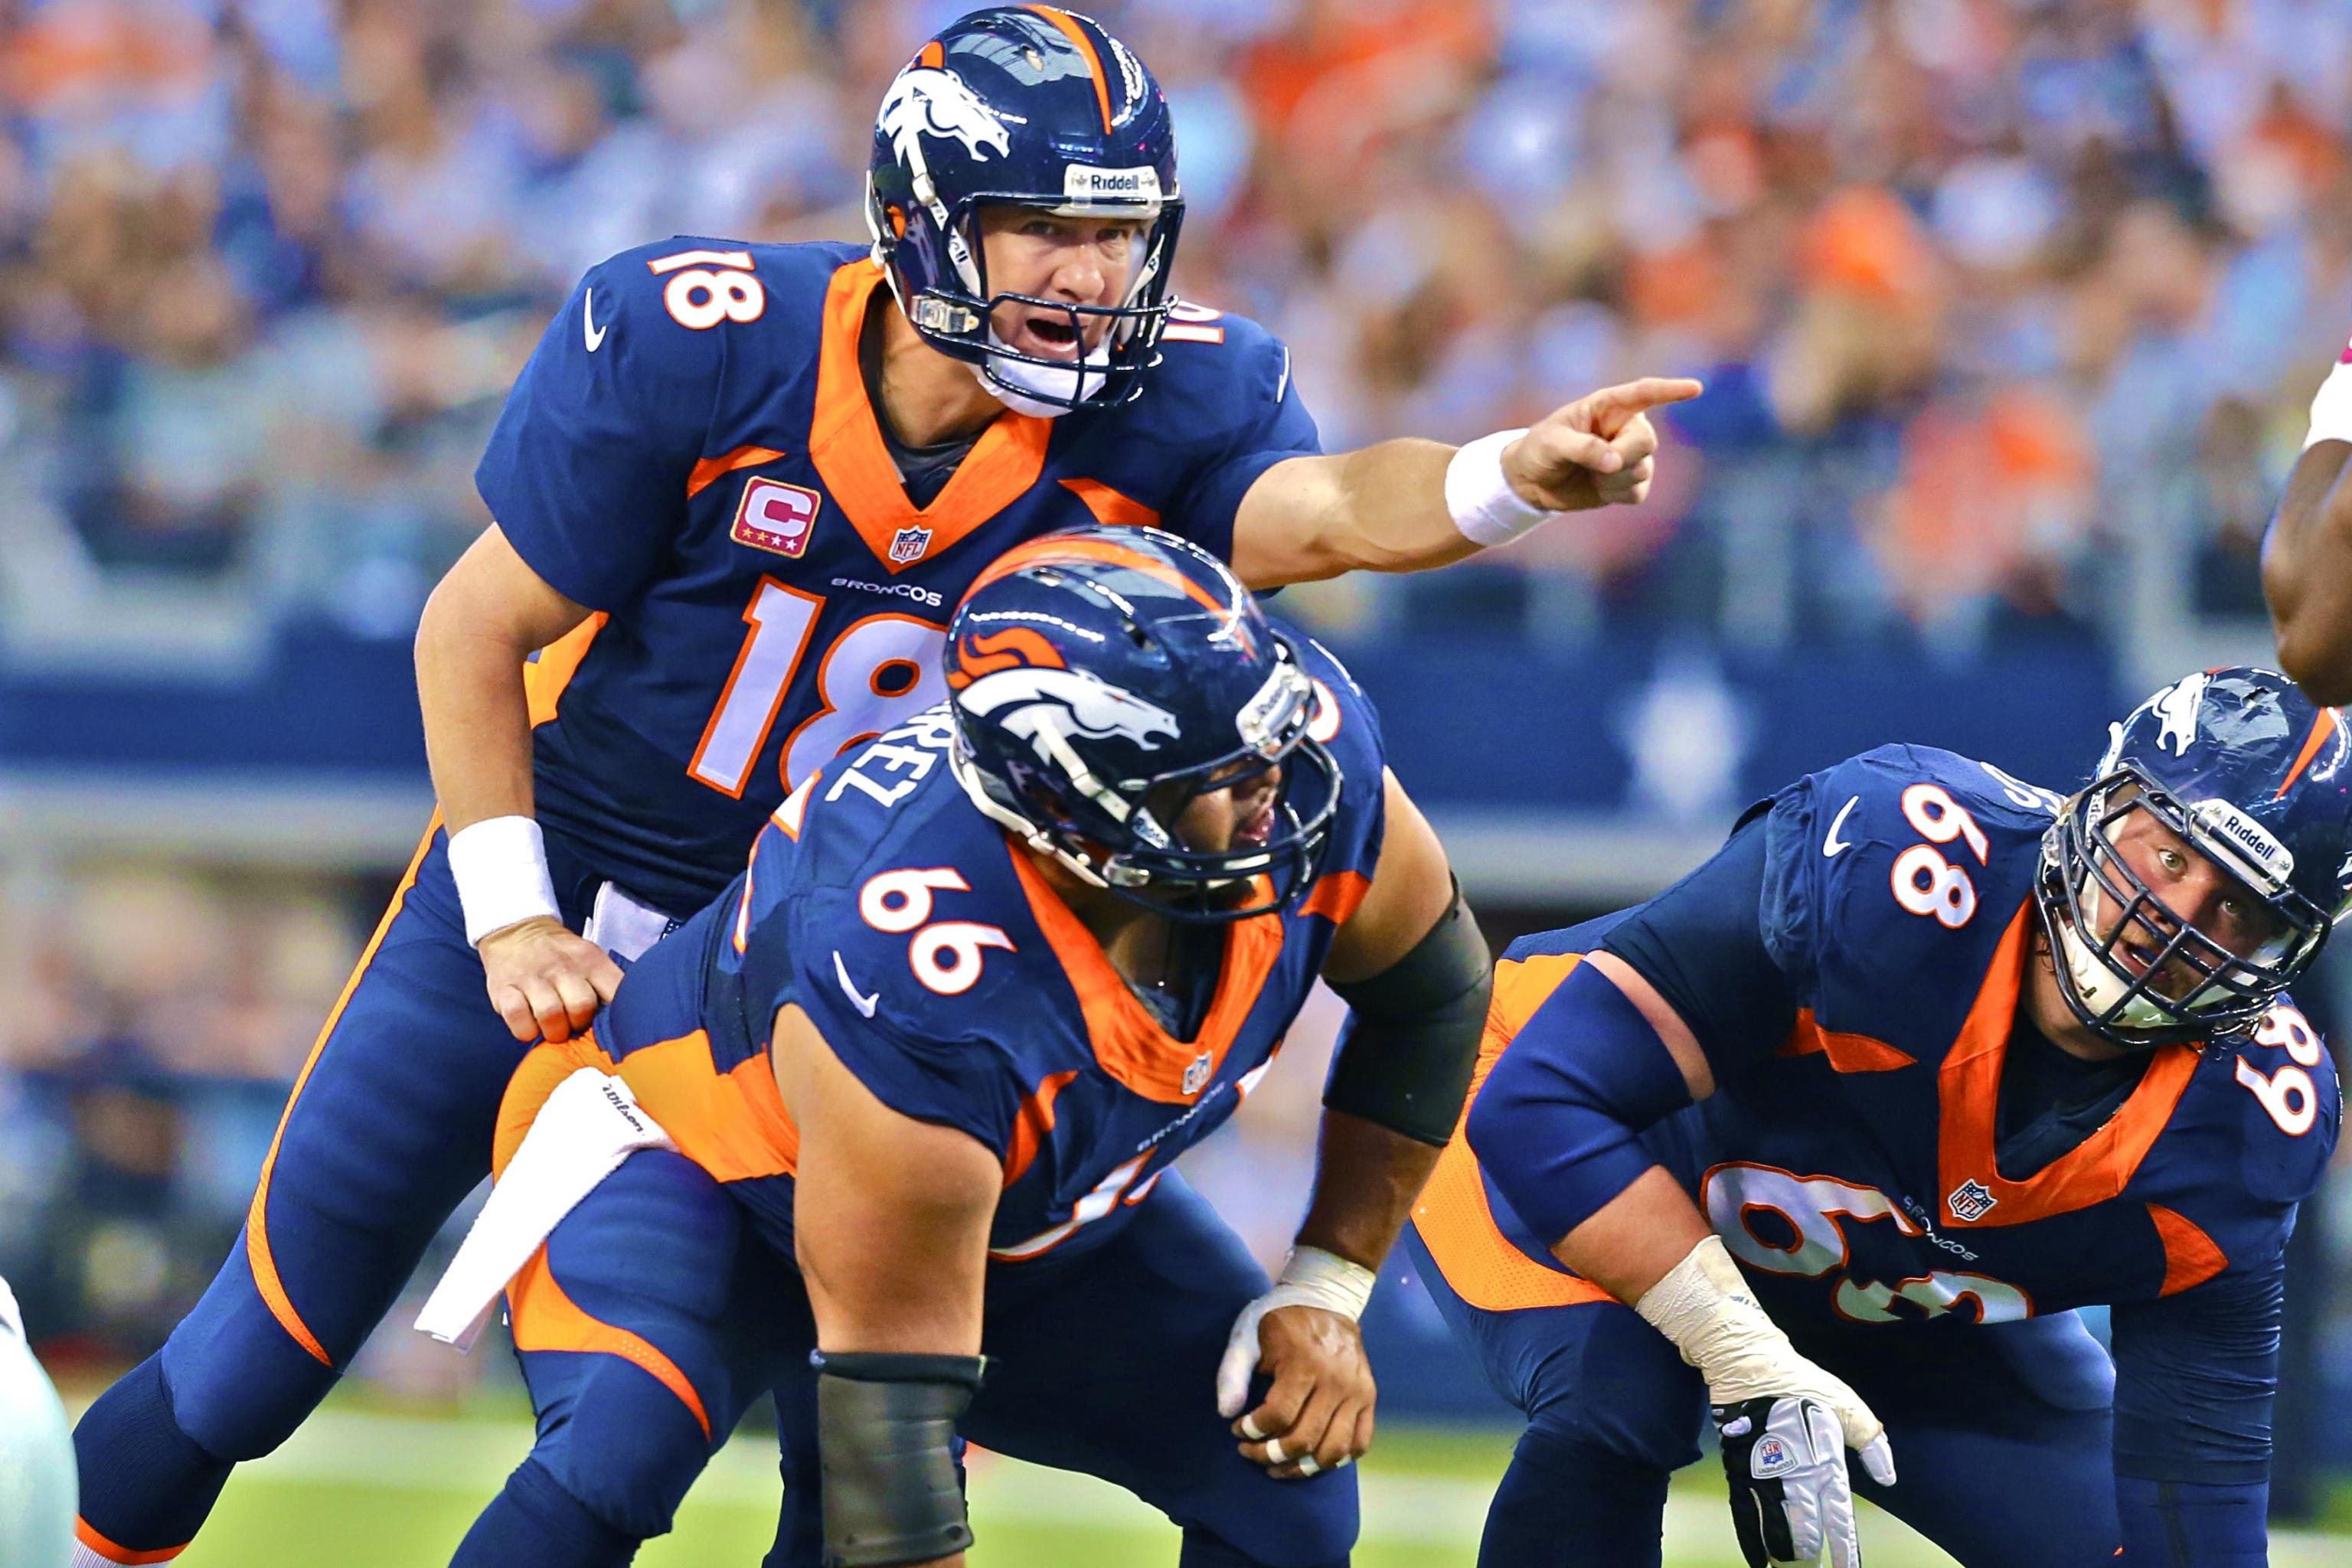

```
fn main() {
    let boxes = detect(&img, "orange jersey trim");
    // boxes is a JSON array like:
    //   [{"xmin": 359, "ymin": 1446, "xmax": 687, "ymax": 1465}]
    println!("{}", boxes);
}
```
[
  {"xmin": 808, "ymin": 263, "xmax": 1050, "ymax": 574},
  {"xmin": 1024, "ymin": 5, "xmax": 1114, "ymax": 132},
  {"xmin": 243, "ymin": 816, "xmax": 439, "ymax": 1367},
  {"xmin": 1002, "ymin": 1069, "xmax": 1081, "ymax": 1187},
  {"xmin": 1412, "ymin": 952, "xmax": 1614, "ymax": 1312},
  {"xmin": 498, "ymin": 1031, "xmax": 799, "ymax": 1188},
  {"xmin": 508, "ymin": 1243, "xmax": 711, "ymax": 1440},
  {"xmin": 74, "ymin": 1518, "xmax": 187, "ymax": 1565},
  {"xmin": 1060, "ymin": 476, "xmax": 1160, "ymax": 531},
  {"xmin": 2147, "ymin": 1203, "xmax": 2230, "ymax": 1296},
  {"xmin": 1935, "ymin": 906, "xmax": 2200, "ymax": 1227},
  {"xmin": 2275, "ymin": 707, "xmax": 2339, "ymax": 798},
  {"xmin": 524, "ymin": 614, "xmax": 607, "ymax": 729},
  {"xmin": 1779, "ymin": 1009, "xmax": 1916, "ymax": 1073},
  {"xmin": 686, "ymin": 444, "xmax": 787, "ymax": 502},
  {"xmin": 1008, "ymin": 844, "xmax": 1285, "ymax": 1103},
  {"xmin": 1299, "ymin": 871, "xmax": 1370, "ymax": 925}
]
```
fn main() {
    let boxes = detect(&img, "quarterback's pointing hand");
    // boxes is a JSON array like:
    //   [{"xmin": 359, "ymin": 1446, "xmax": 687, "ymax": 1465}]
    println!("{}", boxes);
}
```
[
  {"xmin": 1503, "ymin": 377, "xmax": 1704, "ymax": 512},
  {"xmin": 479, "ymin": 916, "xmax": 623, "ymax": 1044}
]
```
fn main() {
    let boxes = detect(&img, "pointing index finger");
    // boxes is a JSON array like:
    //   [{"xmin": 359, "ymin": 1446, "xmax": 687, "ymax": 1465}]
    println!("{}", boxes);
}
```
[{"xmin": 1586, "ymin": 375, "xmax": 1704, "ymax": 422}]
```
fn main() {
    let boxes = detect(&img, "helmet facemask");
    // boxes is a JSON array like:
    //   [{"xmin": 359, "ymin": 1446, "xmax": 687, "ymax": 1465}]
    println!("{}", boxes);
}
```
[
  {"xmin": 2035, "ymin": 769, "xmax": 2332, "ymax": 1050},
  {"xmin": 950, "ymin": 641, "xmax": 1341, "ymax": 923},
  {"xmin": 868, "ymin": 178, "xmax": 1184, "ymax": 416}
]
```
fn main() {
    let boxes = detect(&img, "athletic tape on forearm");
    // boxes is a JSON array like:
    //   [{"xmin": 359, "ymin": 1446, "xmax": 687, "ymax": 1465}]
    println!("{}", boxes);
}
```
[
  {"xmin": 2306, "ymin": 358, "xmax": 2352, "ymax": 449},
  {"xmin": 1634, "ymin": 1236, "xmax": 1808, "ymax": 1401},
  {"xmin": 446, "ymin": 815, "xmax": 562, "ymax": 947},
  {"xmin": 814, "ymin": 1351, "xmax": 985, "ymax": 1568},
  {"xmin": 1324, "ymin": 884, "xmax": 1490, "ymax": 1145},
  {"xmin": 1463, "ymin": 959, "xmax": 1693, "ymax": 1241},
  {"xmin": 1445, "ymin": 428, "xmax": 1553, "ymax": 547},
  {"xmin": 1273, "ymin": 1246, "xmax": 1377, "ymax": 1320}
]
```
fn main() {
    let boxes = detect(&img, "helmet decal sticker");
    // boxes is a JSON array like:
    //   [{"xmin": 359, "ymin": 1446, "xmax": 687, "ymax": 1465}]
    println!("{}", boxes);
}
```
[
  {"xmin": 958, "ymin": 667, "xmax": 1181, "ymax": 758},
  {"xmin": 878, "ymin": 67, "xmax": 1015, "ymax": 171}
]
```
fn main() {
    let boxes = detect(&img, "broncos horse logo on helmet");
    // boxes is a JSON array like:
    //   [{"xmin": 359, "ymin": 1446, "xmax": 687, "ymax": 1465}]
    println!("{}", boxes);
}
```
[
  {"xmin": 945, "ymin": 524, "xmax": 1338, "ymax": 922},
  {"xmin": 866, "ymin": 6, "xmax": 1183, "ymax": 416},
  {"xmin": 957, "ymin": 666, "xmax": 1182, "ymax": 760},
  {"xmin": 877, "ymin": 67, "xmax": 1014, "ymax": 170},
  {"xmin": 2039, "ymin": 667, "xmax": 2352, "ymax": 1048}
]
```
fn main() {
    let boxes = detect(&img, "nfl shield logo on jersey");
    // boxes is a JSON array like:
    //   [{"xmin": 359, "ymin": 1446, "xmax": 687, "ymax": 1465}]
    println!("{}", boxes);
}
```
[
  {"xmin": 731, "ymin": 479, "xmax": 822, "ymax": 558},
  {"xmin": 890, "ymin": 526, "xmax": 933, "ymax": 564},
  {"xmin": 1182, "ymin": 1050, "xmax": 1213, "ymax": 1096},
  {"xmin": 1947, "ymin": 1179, "xmax": 1998, "ymax": 1223}
]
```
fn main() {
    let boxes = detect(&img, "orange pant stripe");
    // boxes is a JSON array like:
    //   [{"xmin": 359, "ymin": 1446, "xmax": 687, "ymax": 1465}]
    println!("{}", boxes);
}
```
[
  {"xmin": 243, "ymin": 815, "xmax": 440, "ymax": 1367},
  {"xmin": 507, "ymin": 1243, "xmax": 712, "ymax": 1441},
  {"xmin": 74, "ymin": 1517, "xmax": 188, "ymax": 1564}
]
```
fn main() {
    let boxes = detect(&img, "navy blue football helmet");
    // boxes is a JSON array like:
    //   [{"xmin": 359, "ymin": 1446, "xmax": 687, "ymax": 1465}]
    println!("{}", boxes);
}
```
[
  {"xmin": 945, "ymin": 525, "xmax": 1338, "ymax": 921},
  {"xmin": 2037, "ymin": 668, "xmax": 2352, "ymax": 1048},
  {"xmin": 867, "ymin": 6, "xmax": 1183, "ymax": 414}
]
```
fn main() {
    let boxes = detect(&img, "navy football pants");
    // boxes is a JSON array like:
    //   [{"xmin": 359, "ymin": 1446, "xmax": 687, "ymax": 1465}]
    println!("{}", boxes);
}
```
[
  {"xmin": 454, "ymin": 1158, "xmax": 1357, "ymax": 1568},
  {"xmin": 1403, "ymin": 1228, "xmax": 2124, "ymax": 1567},
  {"xmin": 70, "ymin": 822, "xmax": 613, "ymax": 1563}
]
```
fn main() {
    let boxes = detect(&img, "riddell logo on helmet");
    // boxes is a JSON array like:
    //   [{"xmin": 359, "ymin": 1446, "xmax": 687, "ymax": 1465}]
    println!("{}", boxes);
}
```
[
  {"xmin": 2191, "ymin": 799, "xmax": 2295, "ymax": 887},
  {"xmin": 1064, "ymin": 165, "xmax": 1161, "ymax": 204}
]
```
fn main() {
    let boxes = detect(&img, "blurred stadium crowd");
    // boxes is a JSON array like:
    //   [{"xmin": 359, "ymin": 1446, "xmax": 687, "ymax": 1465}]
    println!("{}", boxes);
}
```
[
  {"xmin": 4, "ymin": 0, "xmax": 2352, "ymax": 1457},
  {"xmin": 7, "ymin": 0, "xmax": 2351, "ymax": 638}
]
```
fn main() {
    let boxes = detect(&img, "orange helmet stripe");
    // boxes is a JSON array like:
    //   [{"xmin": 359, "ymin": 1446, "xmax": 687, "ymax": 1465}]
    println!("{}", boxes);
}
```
[
  {"xmin": 1024, "ymin": 5, "xmax": 1114, "ymax": 133},
  {"xmin": 963, "ymin": 535, "xmax": 1236, "ymax": 622},
  {"xmin": 2274, "ymin": 707, "xmax": 2340, "ymax": 798}
]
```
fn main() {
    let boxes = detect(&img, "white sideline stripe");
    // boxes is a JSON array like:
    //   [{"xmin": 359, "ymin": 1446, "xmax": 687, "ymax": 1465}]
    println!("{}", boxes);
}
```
[{"xmin": 219, "ymin": 1410, "xmax": 2347, "ymax": 1563}]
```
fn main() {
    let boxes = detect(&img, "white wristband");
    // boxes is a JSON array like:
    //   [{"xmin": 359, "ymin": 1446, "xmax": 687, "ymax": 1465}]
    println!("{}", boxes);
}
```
[
  {"xmin": 1273, "ymin": 1245, "xmax": 1377, "ymax": 1321},
  {"xmin": 1445, "ymin": 428, "xmax": 1552, "ymax": 547},
  {"xmin": 2305, "ymin": 356, "xmax": 2352, "ymax": 449},
  {"xmin": 447, "ymin": 815, "xmax": 561, "ymax": 947}
]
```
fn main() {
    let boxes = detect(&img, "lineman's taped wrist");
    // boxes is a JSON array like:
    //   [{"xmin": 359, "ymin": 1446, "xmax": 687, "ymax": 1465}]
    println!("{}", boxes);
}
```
[
  {"xmin": 1213, "ymin": 1245, "xmax": 1377, "ymax": 1418},
  {"xmin": 2307, "ymin": 357, "xmax": 2352, "ymax": 449},
  {"xmin": 447, "ymin": 815, "xmax": 562, "ymax": 947},
  {"xmin": 1274, "ymin": 1245, "xmax": 1377, "ymax": 1320},
  {"xmin": 1633, "ymin": 1236, "xmax": 1843, "ymax": 1408},
  {"xmin": 1446, "ymin": 428, "xmax": 1553, "ymax": 547},
  {"xmin": 814, "ymin": 1351, "xmax": 986, "ymax": 1568}
]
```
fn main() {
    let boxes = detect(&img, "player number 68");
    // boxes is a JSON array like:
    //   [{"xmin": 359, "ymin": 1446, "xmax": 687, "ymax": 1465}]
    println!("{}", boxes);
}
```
[{"xmin": 1888, "ymin": 783, "xmax": 1988, "ymax": 929}]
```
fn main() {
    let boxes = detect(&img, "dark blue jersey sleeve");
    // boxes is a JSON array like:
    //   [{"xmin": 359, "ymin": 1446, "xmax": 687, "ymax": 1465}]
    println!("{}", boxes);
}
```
[
  {"xmin": 1154, "ymin": 321, "xmax": 1318, "ymax": 561},
  {"xmin": 2109, "ymin": 1256, "xmax": 2285, "ymax": 1488},
  {"xmin": 475, "ymin": 243, "xmax": 730, "ymax": 611},
  {"xmin": 1597, "ymin": 809, "xmax": 1798, "ymax": 1080},
  {"xmin": 791, "ymin": 939, "xmax": 1027, "ymax": 1163},
  {"xmin": 781, "ymin": 870, "xmax": 1027, "ymax": 1161}
]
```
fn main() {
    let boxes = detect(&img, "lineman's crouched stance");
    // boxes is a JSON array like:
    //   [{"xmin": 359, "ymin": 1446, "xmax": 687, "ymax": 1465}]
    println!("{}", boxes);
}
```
[
  {"xmin": 1410, "ymin": 669, "xmax": 2346, "ymax": 1568},
  {"xmin": 430, "ymin": 527, "xmax": 1488, "ymax": 1567}
]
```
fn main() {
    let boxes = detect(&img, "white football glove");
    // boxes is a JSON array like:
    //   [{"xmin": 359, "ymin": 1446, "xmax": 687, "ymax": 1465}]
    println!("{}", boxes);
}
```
[{"xmin": 1635, "ymin": 1237, "xmax": 1895, "ymax": 1568}]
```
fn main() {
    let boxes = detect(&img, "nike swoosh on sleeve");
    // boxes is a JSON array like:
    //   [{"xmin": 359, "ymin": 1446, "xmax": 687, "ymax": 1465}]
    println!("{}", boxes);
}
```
[
  {"xmin": 1822, "ymin": 795, "xmax": 1860, "ymax": 858},
  {"xmin": 583, "ymin": 289, "xmax": 609, "ymax": 351},
  {"xmin": 833, "ymin": 951, "xmax": 879, "ymax": 1018}
]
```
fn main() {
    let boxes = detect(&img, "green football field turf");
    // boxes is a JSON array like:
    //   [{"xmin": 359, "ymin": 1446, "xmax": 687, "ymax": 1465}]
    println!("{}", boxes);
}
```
[{"xmin": 147, "ymin": 1403, "xmax": 2350, "ymax": 1567}]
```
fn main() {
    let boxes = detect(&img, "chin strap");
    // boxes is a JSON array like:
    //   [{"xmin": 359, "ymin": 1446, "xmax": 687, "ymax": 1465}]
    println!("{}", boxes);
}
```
[{"xmin": 972, "ymin": 332, "xmax": 1112, "ymax": 416}]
